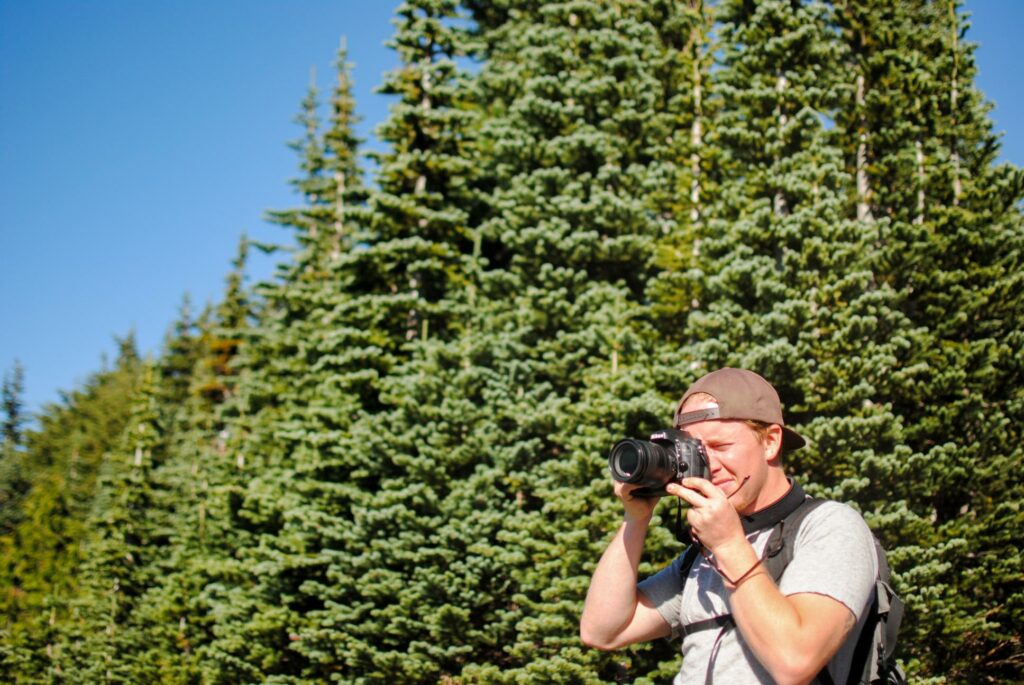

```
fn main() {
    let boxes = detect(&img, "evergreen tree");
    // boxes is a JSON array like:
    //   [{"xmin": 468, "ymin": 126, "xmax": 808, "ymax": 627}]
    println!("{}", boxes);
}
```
[
  {"xmin": 647, "ymin": 0, "xmax": 721, "ymax": 339},
  {"xmin": 0, "ymin": 336, "xmax": 141, "ymax": 683},
  {"xmin": 2, "ymin": 361, "xmax": 26, "ymax": 450},
  {"xmin": 50, "ymin": 299, "xmax": 223, "ymax": 681},
  {"xmin": 202, "ymin": 235, "xmax": 252, "ymax": 407},
  {"xmin": 831, "ymin": 2, "xmax": 1024, "ymax": 680},
  {"xmin": 368, "ymin": 1, "xmax": 708, "ymax": 680},
  {"xmin": 657, "ymin": 0, "xmax": 916, "ymax": 666},
  {"xmin": 1, "ymin": 361, "xmax": 30, "ymax": 537},
  {"xmin": 54, "ymin": 361, "xmax": 168, "ymax": 682},
  {"xmin": 135, "ymin": 238, "xmax": 256, "ymax": 684},
  {"xmin": 196, "ymin": 44, "xmax": 374, "ymax": 682},
  {"xmin": 159, "ymin": 296, "xmax": 204, "ymax": 409},
  {"xmin": 681, "ymin": 0, "xmax": 910, "ymax": 489},
  {"xmin": 98, "ymin": 295, "xmax": 247, "ymax": 682},
  {"xmin": 280, "ymin": 2, "xmax": 487, "ymax": 680}
]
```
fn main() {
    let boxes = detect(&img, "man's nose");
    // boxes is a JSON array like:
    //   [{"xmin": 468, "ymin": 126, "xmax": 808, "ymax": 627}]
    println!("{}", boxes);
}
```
[{"xmin": 706, "ymin": 452, "xmax": 723, "ymax": 474}]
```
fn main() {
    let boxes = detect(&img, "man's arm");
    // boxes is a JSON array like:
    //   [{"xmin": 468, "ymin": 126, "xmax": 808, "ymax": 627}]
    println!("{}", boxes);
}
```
[
  {"xmin": 671, "ymin": 479, "xmax": 861, "ymax": 685},
  {"xmin": 731, "ymin": 580, "xmax": 856, "ymax": 685},
  {"xmin": 579, "ymin": 485, "xmax": 672, "ymax": 650}
]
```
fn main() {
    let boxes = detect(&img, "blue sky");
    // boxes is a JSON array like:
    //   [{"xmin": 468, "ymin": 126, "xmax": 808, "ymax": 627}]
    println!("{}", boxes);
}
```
[{"xmin": 1, "ymin": 1, "xmax": 1022, "ymax": 418}]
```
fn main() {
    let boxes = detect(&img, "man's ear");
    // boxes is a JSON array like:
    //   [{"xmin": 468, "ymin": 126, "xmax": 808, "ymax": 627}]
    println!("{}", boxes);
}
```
[{"xmin": 764, "ymin": 424, "xmax": 784, "ymax": 463}]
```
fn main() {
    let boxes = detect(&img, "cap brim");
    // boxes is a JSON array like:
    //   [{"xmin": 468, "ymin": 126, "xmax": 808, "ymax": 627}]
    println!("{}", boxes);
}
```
[{"xmin": 782, "ymin": 426, "xmax": 806, "ymax": 450}]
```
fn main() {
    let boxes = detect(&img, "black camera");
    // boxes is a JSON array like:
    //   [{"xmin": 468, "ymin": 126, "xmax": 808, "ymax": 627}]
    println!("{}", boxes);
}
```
[{"xmin": 608, "ymin": 428, "xmax": 710, "ymax": 498}]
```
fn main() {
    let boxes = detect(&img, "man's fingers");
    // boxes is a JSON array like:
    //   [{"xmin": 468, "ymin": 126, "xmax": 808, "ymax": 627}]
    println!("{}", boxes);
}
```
[
  {"xmin": 615, "ymin": 482, "xmax": 646, "ymax": 501},
  {"xmin": 665, "ymin": 482, "xmax": 702, "ymax": 506},
  {"xmin": 680, "ymin": 477, "xmax": 725, "ymax": 499}
]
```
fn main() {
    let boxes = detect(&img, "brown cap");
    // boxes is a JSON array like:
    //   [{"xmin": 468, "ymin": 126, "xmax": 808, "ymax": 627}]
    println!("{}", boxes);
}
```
[{"xmin": 674, "ymin": 367, "xmax": 806, "ymax": 450}]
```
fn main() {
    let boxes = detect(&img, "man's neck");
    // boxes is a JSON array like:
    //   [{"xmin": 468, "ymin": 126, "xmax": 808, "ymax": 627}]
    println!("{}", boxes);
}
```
[{"xmin": 738, "ymin": 478, "xmax": 804, "ymax": 534}]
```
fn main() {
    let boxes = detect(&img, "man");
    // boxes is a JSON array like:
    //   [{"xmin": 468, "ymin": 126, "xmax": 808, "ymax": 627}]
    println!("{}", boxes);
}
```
[{"xmin": 580, "ymin": 368, "xmax": 877, "ymax": 685}]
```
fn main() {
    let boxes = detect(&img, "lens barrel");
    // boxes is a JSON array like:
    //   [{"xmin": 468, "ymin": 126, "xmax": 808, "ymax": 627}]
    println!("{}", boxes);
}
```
[{"xmin": 609, "ymin": 438, "xmax": 675, "ymax": 490}]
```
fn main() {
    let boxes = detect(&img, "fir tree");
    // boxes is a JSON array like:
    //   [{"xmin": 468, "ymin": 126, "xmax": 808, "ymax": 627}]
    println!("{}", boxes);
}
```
[
  {"xmin": 647, "ymin": 0, "xmax": 721, "ymax": 340},
  {"xmin": 54, "ymin": 361, "xmax": 167, "ymax": 682},
  {"xmin": 830, "ymin": 2, "xmax": 1024, "ymax": 680},
  {"xmin": 192, "ymin": 238, "xmax": 251, "ymax": 408},
  {"xmin": 100, "ymin": 292, "xmax": 249, "ymax": 682},
  {"xmin": 1, "ymin": 361, "xmax": 29, "ymax": 537},
  {"xmin": 283, "ymin": 2, "xmax": 488, "ymax": 680},
  {"xmin": 2, "ymin": 361, "xmax": 26, "ymax": 450},
  {"xmin": 50, "ymin": 296, "xmax": 231, "ymax": 681},
  {"xmin": 403, "ymin": 1, "xmax": 708, "ymax": 680},
  {"xmin": 142, "ymin": 238, "xmax": 257, "ymax": 684},
  {"xmin": 196, "ymin": 44, "xmax": 374, "ymax": 682},
  {"xmin": 0, "ymin": 336, "xmax": 141, "ymax": 683}
]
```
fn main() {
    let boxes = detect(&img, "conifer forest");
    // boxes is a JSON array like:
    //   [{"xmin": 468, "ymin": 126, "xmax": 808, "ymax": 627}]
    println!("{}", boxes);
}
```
[{"xmin": 2, "ymin": 0, "xmax": 1023, "ymax": 682}]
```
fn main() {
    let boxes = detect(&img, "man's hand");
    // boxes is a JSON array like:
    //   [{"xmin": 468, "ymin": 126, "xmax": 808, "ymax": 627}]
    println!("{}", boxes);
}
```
[
  {"xmin": 614, "ymin": 480, "xmax": 660, "ymax": 523},
  {"xmin": 666, "ymin": 477, "xmax": 745, "ymax": 554}
]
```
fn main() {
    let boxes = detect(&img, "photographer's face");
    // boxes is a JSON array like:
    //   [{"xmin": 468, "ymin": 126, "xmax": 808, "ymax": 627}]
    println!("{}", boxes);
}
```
[{"xmin": 680, "ymin": 398, "xmax": 784, "ymax": 514}]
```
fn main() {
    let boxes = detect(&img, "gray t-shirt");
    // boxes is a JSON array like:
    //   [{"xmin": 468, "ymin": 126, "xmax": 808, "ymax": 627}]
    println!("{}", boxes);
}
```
[{"xmin": 638, "ymin": 501, "xmax": 877, "ymax": 684}]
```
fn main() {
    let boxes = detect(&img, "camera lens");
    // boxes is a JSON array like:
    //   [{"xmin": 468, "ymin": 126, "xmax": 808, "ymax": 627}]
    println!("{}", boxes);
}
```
[
  {"xmin": 609, "ymin": 438, "xmax": 673, "ymax": 486},
  {"xmin": 616, "ymin": 444, "xmax": 640, "ymax": 476}
]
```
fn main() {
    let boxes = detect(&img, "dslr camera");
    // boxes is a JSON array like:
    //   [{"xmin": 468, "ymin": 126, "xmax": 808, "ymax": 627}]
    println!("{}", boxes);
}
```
[{"xmin": 608, "ymin": 428, "xmax": 710, "ymax": 498}]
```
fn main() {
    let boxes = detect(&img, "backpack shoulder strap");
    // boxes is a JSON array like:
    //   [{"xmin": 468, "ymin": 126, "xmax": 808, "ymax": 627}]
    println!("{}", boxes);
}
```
[
  {"xmin": 847, "ymin": 539, "xmax": 907, "ymax": 685},
  {"xmin": 676, "ymin": 542, "xmax": 702, "ymax": 588},
  {"xmin": 675, "ymin": 542, "xmax": 739, "ymax": 637},
  {"xmin": 761, "ymin": 497, "xmax": 828, "ymax": 582},
  {"xmin": 675, "ymin": 496, "xmax": 904, "ymax": 685},
  {"xmin": 677, "ymin": 496, "xmax": 825, "ymax": 628},
  {"xmin": 761, "ymin": 497, "xmax": 837, "ymax": 685}
]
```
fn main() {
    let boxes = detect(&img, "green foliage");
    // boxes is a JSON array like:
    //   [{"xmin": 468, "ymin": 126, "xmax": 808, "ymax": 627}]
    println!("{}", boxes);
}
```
[
  {"xmin": 2, "ymin": 361, "xmax": 26, "ymax": 449},
  {"xmin": 2, "ymin": 1, "xmax": 1022, "ymax": 683},
  {"xmin": 0, "ymin": 335, "xmax": 141, "ymax": 682},
  {"xmin": 1, "ymin": 361, "xmax": 30, "ymax": 537},
  {"xmin": 829, "ymin": 1, "xmax": 1024, "ymax": 680}
]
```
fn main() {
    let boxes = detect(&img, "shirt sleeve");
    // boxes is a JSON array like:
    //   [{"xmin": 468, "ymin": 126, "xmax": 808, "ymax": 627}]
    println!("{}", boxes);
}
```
[
  {"xmin": 636, "ymin": 551, "xmax": 689, "ymax": 639},
  {"xmin": 778, "ymin": 501, "xmax": 878, "ymax": 621}
]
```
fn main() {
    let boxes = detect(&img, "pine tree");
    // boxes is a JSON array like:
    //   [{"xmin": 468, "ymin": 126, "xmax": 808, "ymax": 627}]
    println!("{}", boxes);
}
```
[
  {"xmin": 106, "ymin": 294, "xmax": 248, "ymax": 682},
  {"xmin": 647, "ymin": 0, "xmax": 721, "ymax": 340},
  {"xmin": 126, "ymin": 238, "xmax": 259, "ymax": 684},
  {"xmin": 829, "ymin": 2, "xmax": 1024, "ymax": 680},
  {"xmin": 664, "ymin": 0, "xmax": 919, "ymax": 669},
  {"xmin": 190, "ymin": 237, "xmax": 251, "ymax": 410},
  {"xmin": 50, "ymin": 297, "xmax": 228, "ymax": 682},
  {"xmin": 678, "ymin": 0, "xmax": 908, "ymax": 484},
  {"xmin": 1, "ymin": 361, "xmax": 26, "ymax": 450},
  {"xmin": 893, "ymin": 3, "xmax": 1018, "ymax": 680},
  {"xmin": 54, "ymin": 361, "xmax": 168, "ymax": 682}
]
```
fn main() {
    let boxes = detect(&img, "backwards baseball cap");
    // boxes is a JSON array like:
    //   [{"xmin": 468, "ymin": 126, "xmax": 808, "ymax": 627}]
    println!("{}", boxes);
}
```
[{"xmin": 674, "ymin": 367, "xmax": 806, "ymax": 450}]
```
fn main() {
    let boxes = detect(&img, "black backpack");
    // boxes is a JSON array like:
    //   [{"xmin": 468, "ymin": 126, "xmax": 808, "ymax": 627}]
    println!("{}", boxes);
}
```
[{"xmin": 677, "ymin": 497, "xmax": 906, "ymax": 685}]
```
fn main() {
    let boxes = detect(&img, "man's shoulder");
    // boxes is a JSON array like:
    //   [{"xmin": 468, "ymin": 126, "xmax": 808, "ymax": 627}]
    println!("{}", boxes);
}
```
[
  {"xmin": 799, "ymin": 498, "xmax": 872, "ymax": 536},
  {"xmin": 784, "ymin": 498, "xmax": 879, "ymax": 592}
]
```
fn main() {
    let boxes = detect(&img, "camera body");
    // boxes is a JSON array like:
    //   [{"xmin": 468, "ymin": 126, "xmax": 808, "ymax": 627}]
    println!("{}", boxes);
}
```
[{"xmin": 608, "ymin": 428, "xmax": 710, "ymax": 498}]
